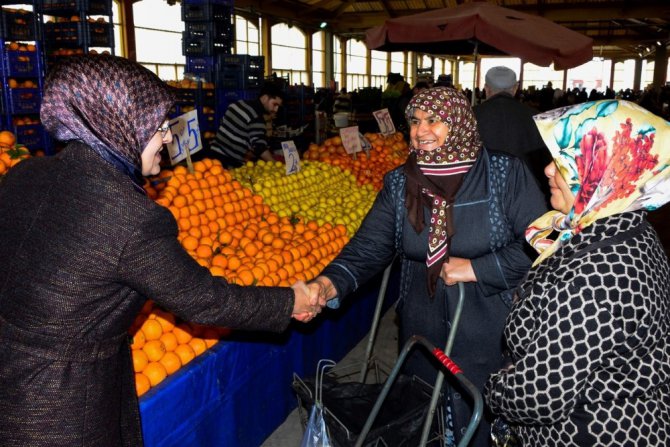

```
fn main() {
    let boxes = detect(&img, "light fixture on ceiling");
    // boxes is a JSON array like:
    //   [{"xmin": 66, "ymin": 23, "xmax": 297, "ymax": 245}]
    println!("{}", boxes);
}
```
[
  {"xmin": 657, "ymin": 41, "xmax": 663, "ymax": 46},
  {"xmin": 320, "ymin": 21, "xmax": 328, "ymax": 29}
]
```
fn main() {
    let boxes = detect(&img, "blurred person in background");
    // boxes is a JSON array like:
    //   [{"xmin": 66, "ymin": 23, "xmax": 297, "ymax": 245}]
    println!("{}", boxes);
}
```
[
  {"xmin": 209, "ymin": 82, "xmax": 285, "ymax": 168},
  {"xmin": 0, "ymin": 55, "xmax": 319, "ymax": 447}
]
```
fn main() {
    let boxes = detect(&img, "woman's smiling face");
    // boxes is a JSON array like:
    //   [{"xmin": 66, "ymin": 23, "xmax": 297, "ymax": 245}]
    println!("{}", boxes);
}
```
[{"xmin": 409, "ymin": 108, "xmax": 449, "ymax": 152}]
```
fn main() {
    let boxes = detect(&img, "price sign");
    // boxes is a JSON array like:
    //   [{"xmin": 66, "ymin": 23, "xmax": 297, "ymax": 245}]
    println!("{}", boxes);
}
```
[
  {"xmin": 166, "ymin": 110, "xmax": 202, "ymax": 165},
  {"xmin": 339, "ymin": 126, "xmax": 362, "ymax": 154},
  {"xmin": 372, "ymin": 108, "xmax": 396, "ymax": 135},
  {"xmin": 281, "ymin": 140, "xmax": 301, "ymax": 175}
]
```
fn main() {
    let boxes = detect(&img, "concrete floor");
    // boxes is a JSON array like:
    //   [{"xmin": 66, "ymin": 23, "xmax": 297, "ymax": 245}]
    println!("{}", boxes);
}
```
[{"xmin": 261, "ymin": 306, "xmax": 401, "ymax": 446}]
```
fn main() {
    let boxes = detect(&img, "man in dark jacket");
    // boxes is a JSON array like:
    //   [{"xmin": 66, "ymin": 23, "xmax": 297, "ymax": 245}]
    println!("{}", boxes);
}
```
[{"xmin": 474, "ymin": 66, "xmax": 551, "ymax": 199}]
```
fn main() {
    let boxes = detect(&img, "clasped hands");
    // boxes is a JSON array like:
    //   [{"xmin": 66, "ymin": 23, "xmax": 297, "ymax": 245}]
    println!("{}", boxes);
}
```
[{"xmin": 290, "ymin": 276, "xmax": 336, "ymax": 322}]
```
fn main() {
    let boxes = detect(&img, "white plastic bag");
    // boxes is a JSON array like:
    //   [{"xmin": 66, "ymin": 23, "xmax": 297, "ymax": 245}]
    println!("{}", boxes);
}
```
[{"xmin": 300, "ymin": 402, "xmax": 332, "ymax": 447}]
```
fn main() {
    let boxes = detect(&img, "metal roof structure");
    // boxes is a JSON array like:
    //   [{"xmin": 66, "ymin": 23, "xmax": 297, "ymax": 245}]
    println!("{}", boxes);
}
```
[{"xmin": 232, "ymin": 0, "xmax": 669, "ymax": 61}]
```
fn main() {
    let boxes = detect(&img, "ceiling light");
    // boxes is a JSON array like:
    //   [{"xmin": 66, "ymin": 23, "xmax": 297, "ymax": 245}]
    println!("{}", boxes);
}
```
[
  {"xmin": 657, "ymin": 41, "xmax": 663, "ymax": 46},
  {"xmin": 320, "ymin": 21, "xmax": 328, "ymax": 29}
]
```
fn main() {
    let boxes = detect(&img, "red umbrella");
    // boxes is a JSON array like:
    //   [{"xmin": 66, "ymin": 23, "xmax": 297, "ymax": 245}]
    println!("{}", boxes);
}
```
[{"xmin": 365, "ymin": 1, "xmax": 593, "ymax": 70}]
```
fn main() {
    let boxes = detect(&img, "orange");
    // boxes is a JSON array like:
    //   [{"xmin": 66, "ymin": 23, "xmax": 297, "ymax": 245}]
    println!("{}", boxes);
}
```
[
  {"xmin": 189, "ymin": 337, "xmax": 207, "ymax": 356},
  {"xmin": 132, "ymin": 349, "xmax": 149, "ymax": 373},
  {"xmin": 135, "ymin": 372, "xmax": 151, "ymax": 397},
  {"xmin": 152, "ymin": 309, "xmax": 176, "ymax": 332},
  {"xmin": 142, "ymin": 339, "xmax": 167, "ymax": 362},
  {"xmin": 130, "ymin": 329, "xmax": 146, "ymax": 350},
  {"xmin": 143, "ymin": 361, "xmax": 168, "ymax": 387},
  {"xmin": 174, "ymin": 343, "xmax": 196, "ymax": 366},
  {"xmin": 0, "ymin": 130, "xmax": 16, "ymax": 148},
  {"xmin": 159, "ymin": 351, "xmax": 182, "ymax": 375},
  {"xmin": 140, "ymin": 319, "xmax": 163, "ymax": 341},
  {"xmin": 173, "ymin": 323, "xmax": 193, "ymax": 344},
  {"xmin": 159, "ymin": 332, "xmax": 179, "ymax": 352},
  {"xmin": 182, "ymin": 235, "xmax": 199, "ymax": 251}
]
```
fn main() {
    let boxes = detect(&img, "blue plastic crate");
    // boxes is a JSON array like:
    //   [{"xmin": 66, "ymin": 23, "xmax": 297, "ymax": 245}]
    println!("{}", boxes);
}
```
[
  {"xmin": 217, "ymin": 54, "xmax": 264, "ymax": 71},
  {"xmin": 182, "ymin": 32, "xmax": 232, "ymax": 57},
  {"xmin": 6, "ymin": 87, "xmax": 40, "ymax": 114},
  {"xmin": 181, "ymin": 2, "xmax": 232, "ymax": 21},
  {"xmin": 1, "ymin": 8, "xmax": 36, "ymax": 41},
  {"xmin": 44, "ymin": 20, "xmax": 113, "ymax": 48},
  {"xmin": 215, "ymin": 88, "xmax": 259, "ymax": 118},
  {"xmin": 2, "ymin": 49, "xmax": 39, "ymax": 78},
  {"xmin": 41, "ymin": 0, "xmax": 112, "ymax": 15},
  {"xmin": 216, "ymin": 65, "xmax": 263, "ymax": 89},
  {"xmin": 186, "ymin": 56, "xmax": 215, "ymax": 75},
  {"xmin": 13, "ymin": 123, "xmax": 46, "ymax": 150}
]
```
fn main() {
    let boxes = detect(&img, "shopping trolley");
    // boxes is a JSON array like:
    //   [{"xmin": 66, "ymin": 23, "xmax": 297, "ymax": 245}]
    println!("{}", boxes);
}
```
[{"xmin": 293, "ymin": 265, "xmax": 482, "ymax": 447}]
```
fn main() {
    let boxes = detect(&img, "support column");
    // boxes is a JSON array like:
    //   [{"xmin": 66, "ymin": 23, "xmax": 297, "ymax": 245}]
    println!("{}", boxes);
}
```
[
  {"xmin": 633, "ymin": 58, "xmax": 643, "ymax": 91},
  {"xmin": 305, "ymin": 30, "xmax": 313, "ymax": 87},
  {"xmin": 653, "ymin": 44, "xmax": 668, "ymax": 88},
  {"xmin": 609, "ymin": 60, "xmax": 616, "ymax": 90},
  {"xmin": 324, "ymin": 30, "xmax": 333, "ymax": 89},
  {"xmin": 339, "ymin": 36, "xmax": 346, "ymax": 90},
  {"xmin": 261, "ymin": 18, "xmax": 272, "ymax": 78},
  {"xmin": 518, "ymin": 62, "xmax": 525, "ymax": 91},
  {"xmin": 121, "ymin": 0, "xmax": 136, "ymax": 60}
]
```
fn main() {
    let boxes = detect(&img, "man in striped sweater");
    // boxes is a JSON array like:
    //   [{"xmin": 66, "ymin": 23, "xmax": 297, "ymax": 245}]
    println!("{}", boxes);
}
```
[{"xmin": 210, "ymin": 82, "xmax": 284, "ymax": 168}]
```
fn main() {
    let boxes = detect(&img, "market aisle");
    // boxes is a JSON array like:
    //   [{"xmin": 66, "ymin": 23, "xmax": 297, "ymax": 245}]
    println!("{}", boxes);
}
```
[{"xmin": 261, "ymin": 306, "xmax": 400, "ymax": 446}]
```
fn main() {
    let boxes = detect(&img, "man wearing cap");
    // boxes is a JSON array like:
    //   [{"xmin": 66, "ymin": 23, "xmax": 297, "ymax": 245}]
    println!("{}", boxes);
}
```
[{"xmin": 473, "ymin": 66, "xmax": 551, "ymax": 200}]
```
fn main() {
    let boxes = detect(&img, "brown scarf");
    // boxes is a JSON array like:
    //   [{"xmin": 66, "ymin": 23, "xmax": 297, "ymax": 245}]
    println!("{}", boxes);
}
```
[{"xmin": 403, "ymin": 87, "xmax": 481, "ymax": 296}]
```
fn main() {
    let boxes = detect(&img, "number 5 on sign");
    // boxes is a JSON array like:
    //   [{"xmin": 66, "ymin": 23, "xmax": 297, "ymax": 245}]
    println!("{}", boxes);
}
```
[
  {"xmin": 281, "ymin": 140, "xmax": 301, "ymax": 175},
  {"xmin": 166, "ymin": 110, "xmax": 203, "ymax": 165}
]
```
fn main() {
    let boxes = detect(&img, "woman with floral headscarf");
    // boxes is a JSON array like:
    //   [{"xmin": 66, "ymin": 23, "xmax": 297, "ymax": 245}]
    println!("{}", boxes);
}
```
[
  {"xmin": 485, "ymin": 100, "xmax": 670, "ymax": 446},
  {"xmin": 0, "ymin": 55, "xmax": 319, "ymax": 446},
  {"xmin": 312, "ymin": 87, "xmax": 547, "ymax": 446}
]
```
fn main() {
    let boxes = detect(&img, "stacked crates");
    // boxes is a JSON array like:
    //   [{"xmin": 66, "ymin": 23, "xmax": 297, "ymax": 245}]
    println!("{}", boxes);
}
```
[
  {"xmin": 0, "ymin": 0, "xmax": 51, "ymax": 153},
  {"xmin": 181, "ymin": 0, "xmax": 234, "ymax": 144},
  {"xmin": 41, "ymin": 0, "xmax": 115, "ymax": 59}
]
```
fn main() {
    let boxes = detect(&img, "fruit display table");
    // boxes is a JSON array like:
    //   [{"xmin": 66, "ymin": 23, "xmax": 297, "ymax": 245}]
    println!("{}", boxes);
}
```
[{"xmin": 139, "ymin": 272, "xmax": 397, "ymax": 447}]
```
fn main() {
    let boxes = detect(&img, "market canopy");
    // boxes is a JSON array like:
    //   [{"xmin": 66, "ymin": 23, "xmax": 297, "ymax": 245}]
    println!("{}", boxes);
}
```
[{"xmin": 365, "ymin": 1, "xmax": 594, "ymax": 70}]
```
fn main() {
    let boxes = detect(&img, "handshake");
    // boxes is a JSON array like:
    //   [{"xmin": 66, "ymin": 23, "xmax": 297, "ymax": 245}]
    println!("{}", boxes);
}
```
[{"xmin": 290, "ymin": 276, "xmax": 337, "ymax": 322}]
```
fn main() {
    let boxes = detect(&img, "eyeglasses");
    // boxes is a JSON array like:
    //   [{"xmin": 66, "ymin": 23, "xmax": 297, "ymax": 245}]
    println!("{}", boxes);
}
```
[{"xmin": 157, "ymin": 123, "xmax": 170, "ymax": 137}]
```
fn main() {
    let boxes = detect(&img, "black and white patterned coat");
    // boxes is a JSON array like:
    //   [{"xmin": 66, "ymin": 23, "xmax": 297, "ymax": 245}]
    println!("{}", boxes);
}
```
[{"xmin": 485, "ymin": 211, "xmax": 670, "ymax": 446}]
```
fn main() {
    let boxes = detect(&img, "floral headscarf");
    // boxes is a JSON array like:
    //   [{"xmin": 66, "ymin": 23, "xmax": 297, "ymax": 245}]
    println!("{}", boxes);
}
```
[
  {"xmin": 527, "ymin": 100, "xmax": 670, "ymax": 265},
  {"xmin": 403, "ymin": 87, "xmax": 481, "ymax": 295},
  {"xmin": 41, "ymin": 55, "xmax": 175, "ymax": 191}
]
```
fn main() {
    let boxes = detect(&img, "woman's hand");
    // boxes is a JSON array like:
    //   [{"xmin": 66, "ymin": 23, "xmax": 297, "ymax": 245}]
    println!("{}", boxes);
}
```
[
  {"xmin": 291, "ymin": 281, "xmax": 323, "ymax": 322},
  {"xmin": 310, "ymin": 276, "xmax": 337, "ymax": 307},
  {"xmin": 440, "ymin": 257, "xmax": 476, "ymax": 286}
]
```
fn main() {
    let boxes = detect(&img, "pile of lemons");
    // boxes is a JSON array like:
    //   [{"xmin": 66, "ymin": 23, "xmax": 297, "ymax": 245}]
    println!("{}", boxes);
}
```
[{"xmin": 234, "ymin": 160, "xmax": 377, "ymax": 236}]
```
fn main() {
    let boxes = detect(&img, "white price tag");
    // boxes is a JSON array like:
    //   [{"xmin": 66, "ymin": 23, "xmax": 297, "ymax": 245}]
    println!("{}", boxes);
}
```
[
  {"xmin": 339, "ymin": 126, "xmax": 362, "ymax": 154},
  {"xmin": 281, "ymin": 140, "xmax": 301, "ymax": 175},
  {"xmin": 372, "ymin": 108, "xmax": 396, "ymax": 135},
  {"xmin": 166, "ymin": 110, "xmax": 203, "ymax": 165}
]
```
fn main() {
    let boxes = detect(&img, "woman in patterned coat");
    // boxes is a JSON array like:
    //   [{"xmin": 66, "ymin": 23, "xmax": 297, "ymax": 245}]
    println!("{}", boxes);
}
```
[
  {"xmin": 0, "ymin": 55, "xmax": 318, "ymax": 447},
  {"xmin": 485, "ymin": 100, "xmax": 670, "ymax": 446},
  {"xmin": 313, "ymin": 87, "xmax": 547, "ymax": 446}
]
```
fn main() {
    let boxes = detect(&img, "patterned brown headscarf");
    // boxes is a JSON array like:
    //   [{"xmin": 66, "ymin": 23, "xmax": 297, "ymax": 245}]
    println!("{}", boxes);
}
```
[
  {"xmin": 41, "ymin": 55, "xmax": 175, "ymax": 191},
  {"xmin": 403, "ymin": 87, "xmax": 481, "ymax": 296}
]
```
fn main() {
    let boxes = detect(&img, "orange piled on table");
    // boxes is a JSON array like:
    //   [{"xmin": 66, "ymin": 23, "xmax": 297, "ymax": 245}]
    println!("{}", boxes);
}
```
[
  {"xmin": 129, "ymin": 300, "xmax": 229, "ymax": 397},
  {"xmin": 0, "ymin": 131, "xmax": 33, "ymax": 176},
  {"xmin": 302, "ymin": 131, "xmax": 408, "ymax": 191},
  {"xmin": 131, "ymin": 158, "xmax": 350, "ymax": 395}
]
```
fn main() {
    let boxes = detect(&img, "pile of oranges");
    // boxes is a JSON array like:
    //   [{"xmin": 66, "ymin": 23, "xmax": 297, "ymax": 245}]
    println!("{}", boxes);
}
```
[
  {"xmin": 0, "ymin": 130, "xmax": 32, "ymax": 176},
  {"xmin": 131, "ymin": 157, "xmax": 352, "ymax": 395},
  {"xmin": 302, "ymin": 132, "xmax": 408, "ymax": 191},
  {"xmin": 129, "ymin": 300, "xmax": 230, "ymax": 396}
]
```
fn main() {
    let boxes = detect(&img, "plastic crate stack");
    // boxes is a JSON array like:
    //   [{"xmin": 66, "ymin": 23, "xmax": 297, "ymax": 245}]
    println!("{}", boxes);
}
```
[
  {"xmin": 0, "ymin": 0, "xmax": 52, "ymax": 154},
  {"xmin": 40, "ymin": 0, "xmax": 114, "ymax": 61},
  {"xmin": 280, "ymin": 84, "xmax": 315, "ymax": 143},
  {"xmin": 181, "ymin": 0, "xmax": 234, "ymax": 144}
]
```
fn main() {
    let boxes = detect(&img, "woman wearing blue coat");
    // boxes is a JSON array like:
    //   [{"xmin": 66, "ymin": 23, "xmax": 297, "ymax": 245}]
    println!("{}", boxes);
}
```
[{"xmin": 313, "ymin": 87, "xmax": 547, "ymax": 446}]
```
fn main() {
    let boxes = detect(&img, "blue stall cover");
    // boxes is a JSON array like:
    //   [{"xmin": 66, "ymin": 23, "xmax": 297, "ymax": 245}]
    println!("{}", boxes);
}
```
[{"xmin": 139, "ymin": 276, "xmax": 395, "ymax": 447}]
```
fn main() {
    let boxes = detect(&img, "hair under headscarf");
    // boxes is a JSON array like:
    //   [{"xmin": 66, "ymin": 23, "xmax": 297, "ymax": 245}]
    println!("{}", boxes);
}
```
[
  {"xmin": 526, "ymin": 100, "xmax": 670, "ymax": 265},
  {"xmin": 403, "ymin": 87, "xmax": 481, "ymax": 296},
  {"xmin": 40, "ymin": 55, "xmax": 176, "ymax": 191}
]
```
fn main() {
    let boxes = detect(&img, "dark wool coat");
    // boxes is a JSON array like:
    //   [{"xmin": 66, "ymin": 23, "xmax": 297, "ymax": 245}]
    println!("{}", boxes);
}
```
[
  {"xmin": 485, "ymin": 211, "xmax": 670, "ymax": 446},
  {"xmin": 0, "ymin": 143, "xmax": 294, "ymax": 447},
  {"xmin": 321, "ymin": 150, "xmax": 547, "ymax": 446}
]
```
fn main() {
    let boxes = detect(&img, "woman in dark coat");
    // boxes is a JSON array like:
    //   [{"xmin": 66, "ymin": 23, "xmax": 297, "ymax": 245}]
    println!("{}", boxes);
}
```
[
  {"xmin": 312, "ymin": 87, "xmax": 547, "ymax": 446},
  {"xmin": 0, "ymin": 55, "xmax": 318, "ymax": 447},
  {"xmin": 485, "ymin": 100, "xmax": 670, "ymax": 446}
]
